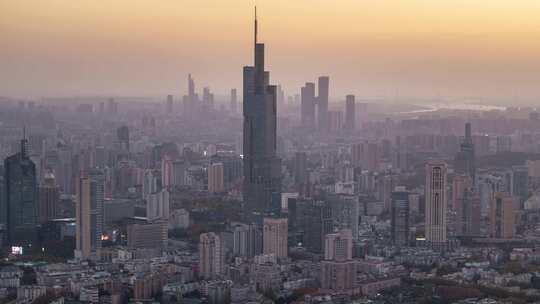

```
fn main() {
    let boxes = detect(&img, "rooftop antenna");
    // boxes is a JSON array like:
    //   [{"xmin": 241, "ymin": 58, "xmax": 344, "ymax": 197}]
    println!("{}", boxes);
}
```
[{"xmin": 254, "ymin": 6, "xmax": 258, "ymax": 45}]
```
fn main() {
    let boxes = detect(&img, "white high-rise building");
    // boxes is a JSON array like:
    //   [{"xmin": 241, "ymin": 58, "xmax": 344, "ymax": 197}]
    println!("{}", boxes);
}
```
[
  {"xmin": 425, "ymin": 161, "xmax": 448, "ymax": 250},
  {"xmin": 147, "ymin": 189, "xmax": 170, "ymax": 221}
]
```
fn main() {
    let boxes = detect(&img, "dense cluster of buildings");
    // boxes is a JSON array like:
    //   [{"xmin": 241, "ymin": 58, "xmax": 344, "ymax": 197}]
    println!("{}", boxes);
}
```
[{"xmin": 1, "ymin": 9, "xmax": 540, "ymax": 304}]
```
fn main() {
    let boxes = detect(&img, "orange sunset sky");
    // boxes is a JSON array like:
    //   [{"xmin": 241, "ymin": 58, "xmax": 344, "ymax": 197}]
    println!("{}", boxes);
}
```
[{"xmin": 1, "ymin": 0, "xmax": 540, "ymax": 102}]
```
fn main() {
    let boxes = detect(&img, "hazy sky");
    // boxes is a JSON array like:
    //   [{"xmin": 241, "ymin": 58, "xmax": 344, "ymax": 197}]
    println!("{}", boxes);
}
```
[{"xmin": 2, "ymin": 0, "xmax": 540, "ymax": 101}]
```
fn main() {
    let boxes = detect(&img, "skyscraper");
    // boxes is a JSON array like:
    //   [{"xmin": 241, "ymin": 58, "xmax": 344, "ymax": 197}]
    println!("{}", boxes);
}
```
[
  {"xmin": 39, "ymin": 171, "xmax": 59, "ymax": 224},
  {"xmin": 391, "ymin": 186, "xmax": 410, "ymax": 246},
  {"xmin": 453, "ymin": 175, "xmax": 481, "ymax": 236},
  {"xmin": 3, "ymin": 134, "xmax": 38, "ymax": 249},
  {"xmin": 146, "ymin": 188, "xmax": 170, "ymax": 221},
  {"xmin": 344, "ymin": 94, "xmax": 355, "ymax": 130},
  {"xmin": 183, "ymin": 74, "xmax": 199, "ymax": 114},
  {"xmin": 455, "ymin": 122, "xmax": 476, "ymax": 183},
  {"xmin": 208, "ymin": 162, "xmax": 225, "ymax": 193},
  {"xmin": 75, "ymin": 169, "xmax": 104, "ymax": 260},
  {"xmin": 291, "ymin": 198, "xmax": 333, "ymax": 254},
  {"xmin": 511, "ymin": 165, "xmax": 529, "ymax": 205},
  {"xmin": 263, "ymin": 217, "xmax": 288, "ymax": 259},
  {"xmin": 324, "ymin": 228, "xmax": 353, "ymax": 261},
  {"xmin": 490, "ymin": 192, "xmax": 516, "ymax": 239},
  {"xmin": 166, "ymin": 94, "xmax": 173, "ymax": 113},
  {"xmin": 199, "ymin": 232, "xmax": 224, "ymax": 279},
  {"xmin": 243, "ymin": 8, "xmax": 281, "ymax": 220},
  {"xmin": 425, "ymin": 161, "xmax": 448, "ymax": 250},
  {"xmin": 230, "ymin": 88, "xmax": 237, "ymax": 114},
  {"xmin": 317, "ymin": 76, "xmax": 329, "ymax": 131},
  {"xmin": 301, "ymin": 82, "xmax": 316, "ymax": 129},
  {"xmin": 116, "ymin": 125, "xmax": 130, "ymax": 155}
]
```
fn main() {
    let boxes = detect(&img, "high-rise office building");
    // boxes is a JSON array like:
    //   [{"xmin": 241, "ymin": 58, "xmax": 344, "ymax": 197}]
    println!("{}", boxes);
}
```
[
  {"xmin": 455, "ymin": 123, "xmax": 475, "ymax": 183},
  {"xmin": 317, "ymin": 76, "xmax": 329, "ymax": 131},
  {"xmin": 208, "ymin": 162, "xmax": 225, "ymax": 193},
  {"xmin": 301, "ymin": 82, "xmax": 316, "ymax": 129},
  {"xmin": 39, "ymin": 171, "xmax": 59, "ymax": 224},
  {"xmin": 166, "ymin": 94, "xmax": 173, "ymax": 113},
  {"xmin": 327, "ymin": 194, "xmax": 359, "ymax": 240},
  {"xmin": 3, "ymin": 135, "xmax": 38, "ymax": 249},
  {"xmin": 161, "ymin": 156, "xmax": 174, "ymax": 189},
  {"xmin": 146, "ymin": 188, "xmax": 170, "ymax": 221},
  {"xmin": 351, "ymin": 142, "xmax": 379, "ymax": 172},
  {"xmin": 291, "ymin": 199, "xmax": 333, "ymax": 254},
  {"xmin": 116, "ymin": 125, "xmax": 130, "ymax": 155},
  {"xmin": 425, "ymin": 161, "xmax": 448, "ymax": 250},
  {"xmin": 320, "ymin": 227, "xmax": 355, "ymax": 291},
  {"xmin": 511, "ymin": 165, "xmax": 529, "ymax": 205},
  {"xmin": 230, "ymin": 88, "xmax": 237, "ymax": 114},
  {"xmin": 231, "ymin": 222, "xmax": 262, "ymax": 258},
  {"xmin": 391, "ymin": 186, "xmax": 410, "ymax": 246},
  {"xmin": 127, "ymin": 221, "xmax": 168, "ymax": 249},
  {"xmin": 324, "ymin": 228, "xmax": 353, "ymax": 261},
  {"xmin": 202, "ymin": 87, "xmax": 214, "ymax": 112},
  {"xmin": 263, "ymin": 217, "xmax": 288, "ymax": 259},
  {"xmin": 199, "ymin": 232, "xmax": 224, "ymax": 279},
  {"xmin": 453, "ymin": 175, "xmax": 481, "ymax": 236},
  {"xmin": 490, "ymin": 193, "xmax": 516, "ymax": 239},
  {"xmin": 344, "ymin": 94, "xmax": 355, "ymax": 130},
  {"xmin": 242, "ymin": 9, "xmax": 281, "ymax": 220},
  {"xmin": 183, "ymin": 74, "xmax": 199, "ymax": 114},
  {"xmin": 75, "ymin": 169, "xmax": 104, "ymax": 260}
]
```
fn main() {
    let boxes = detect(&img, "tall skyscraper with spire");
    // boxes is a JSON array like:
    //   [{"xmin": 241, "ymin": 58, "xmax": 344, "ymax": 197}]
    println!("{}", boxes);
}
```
[
  {"xmin": 243, "ymin": 8, "xmax": 281, "ymax": 220},
  {"xmin": 455, "ymin": 122, "xmax": 476, "ymax": 184}
]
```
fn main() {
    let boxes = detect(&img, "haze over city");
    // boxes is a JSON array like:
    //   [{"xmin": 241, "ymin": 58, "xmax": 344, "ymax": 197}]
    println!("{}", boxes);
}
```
[
  {"xmin": 2, "ymin": 0, "xmax": 540, "ymax": 102},
  {"xmin": 2, "ymin": 2, "xmax": 540, "ymax": 304}
]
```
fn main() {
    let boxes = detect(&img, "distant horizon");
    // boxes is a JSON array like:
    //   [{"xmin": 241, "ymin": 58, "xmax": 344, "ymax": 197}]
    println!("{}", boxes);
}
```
[{"xmin": 3, "ymin": 1, "xmax": 540, "ymax": 102}]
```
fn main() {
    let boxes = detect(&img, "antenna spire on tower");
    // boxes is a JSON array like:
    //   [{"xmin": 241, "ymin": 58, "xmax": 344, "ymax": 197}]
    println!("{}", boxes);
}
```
[{"xmin": 254, "ymin": 6, "xmax": 258, "ymax": 44}]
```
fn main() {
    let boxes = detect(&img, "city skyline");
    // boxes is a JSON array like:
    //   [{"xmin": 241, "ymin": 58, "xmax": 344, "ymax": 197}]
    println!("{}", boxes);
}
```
[
  {"xmin": 2, "ymin": 3, "xmax": 540, "ymax": 304},
  {"xmin": 2, "ymin": 1, "xmax": 540, "ymax": 102}
]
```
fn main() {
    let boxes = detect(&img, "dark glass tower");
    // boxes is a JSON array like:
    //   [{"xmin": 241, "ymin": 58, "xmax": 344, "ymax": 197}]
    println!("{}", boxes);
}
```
[
  {"xmin": 455, "ymin": 122, "xmax": 476, "ymax": 184},
  {"xmin": 3, "ymin": 134, "xmax": 38, "ymax": 249},
  {"xmin": 243, "ymin": 8, "xmax": 281, "ymax": 220}
]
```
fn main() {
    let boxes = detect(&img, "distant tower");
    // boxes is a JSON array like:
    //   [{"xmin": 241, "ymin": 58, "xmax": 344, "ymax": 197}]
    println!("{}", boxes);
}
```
[
  {"xmin": 317, "ymin": 76, "xmax": 329, "ymax": 131},
  {"xmin": 301, "ymin": 82, "xmax": 316, "ymax": 129},
  {"xmin": 166, "ymin": 94, "xmax": 174, "ymax": 113},
  {"xmin": 425, "ymin": 161, "xmax": 448, "ymax": 250},
  {"xmin": 455, "ymin": 122, "xmax": 476, "ymax": 183},
  {"xmin": 243, "ymin": 7, "xmax": 282, "ymax": 220},
  {"xmin": 344, "ymin": 94, "xmax": 355, "ymax": 130},
  {"xmin": 3, "ymin": 131, "xmax": 38, "ymax": 249},
  {"xmin": 116, "ymin": 125, "xmax": 130, "ymax": 152},
  {"xmin": 230, "ymin": 88, "xmax": 238, "ymax": 114}
]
